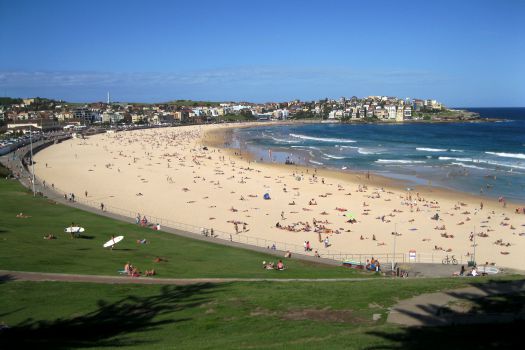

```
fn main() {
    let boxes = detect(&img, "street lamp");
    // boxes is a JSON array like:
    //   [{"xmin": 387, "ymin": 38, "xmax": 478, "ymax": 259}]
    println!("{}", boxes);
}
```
[
  {"xmin": 391, "ymin": 223, "xmax": 397, "ymax": 271},
  {"xmin": 29, "ymin": 124, "xmax": 36, "ymax": 196},
  {"xmin": 471, "ymin": 225, "xmax": 477, "ymax": 267}
]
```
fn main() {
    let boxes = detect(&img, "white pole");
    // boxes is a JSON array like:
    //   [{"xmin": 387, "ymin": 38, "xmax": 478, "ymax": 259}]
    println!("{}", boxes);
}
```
[
  {"xmin": 473, "ymin": 225, "xmax": 476, "ymax": 265},
  {"xmin": 29, "ymin": 126, "xmax": 36, "ymax": 196},
  {"xmin": 391, "ymin": 223, "xmax": 397, "ymax": 271}
]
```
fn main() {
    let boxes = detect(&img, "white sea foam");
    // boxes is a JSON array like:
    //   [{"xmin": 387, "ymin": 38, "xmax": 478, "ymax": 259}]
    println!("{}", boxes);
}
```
[
  {"xmin": 290, "ymin": 133, "xmax": 356, "ymax": 143},
  {"xmin": 442, "ymin": 157, "xmax": 525, "ymax": 170},
  {"xmin": 485, "ymin": 152, "xmax": 525, "ymax": 160},
  {"xmin": 477, "ymin": 160, "xmax": 525, "ymax": 170},
  {"xmin": 451, "ymin": 162, "xmax": 485, "ymax": 170},
  {"xmin": 375, "ymin": 159, "xmax": 426, "ymax": 164},
  {"xmin": 339, "ymin": 145, "xmax": 358, "ymax": 149},
  {"xmin": 416, "ymin": 147, "xmax": 447, "ymax": 152},
  {"xmin": 357, "ymin": 148, "xmax": 377, "ymax": 155},
  {"xmin": 270, "ymin": 136, "xmax": 300, "ymax": 143},
  {"xmin": 321, "ymin": 153, "xmax": 346, "ymax": 159},
  {"xmin": 309, "ymin": 160, "xmax": 324, "ymax": 165},
  {"xmin": 439, "ymin": 157, "xmax": 473, "ymax": 162},
  {"xmin": 451, "ymin": 149, "xmax": 464, "ymax": 152}
]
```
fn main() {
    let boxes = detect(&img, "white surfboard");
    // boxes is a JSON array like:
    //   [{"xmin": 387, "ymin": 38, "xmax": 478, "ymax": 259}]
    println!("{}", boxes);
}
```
[
  {"xmin": 477, "ymin": 266, "xmax": 500, "ymax": 275},
  {"xmin": 64, "ymin": 226, "xmax": 85, "ymax": 233},
  {"xmin": 103, "ymin": 235, "xmax": 124, "ymax": 248}
]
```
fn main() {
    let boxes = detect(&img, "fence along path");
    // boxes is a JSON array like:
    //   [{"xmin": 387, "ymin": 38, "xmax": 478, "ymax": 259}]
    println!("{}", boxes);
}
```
[{"xmin": 5, "ymin": 136, "xmax": 463, "ymax": 268}]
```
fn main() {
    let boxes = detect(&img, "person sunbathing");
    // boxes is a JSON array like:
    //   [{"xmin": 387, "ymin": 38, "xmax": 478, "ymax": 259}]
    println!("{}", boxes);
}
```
[
  {"xmin": 129, "ymin": 266, "xmax": 140, "ymax": 277},
  {"xmin": 145, "ymin": 269, "xmax": 156, "ymax": 276},
  {"xmin": 262, "ymin": 261, "xmax": 274, "ymax": 270}
]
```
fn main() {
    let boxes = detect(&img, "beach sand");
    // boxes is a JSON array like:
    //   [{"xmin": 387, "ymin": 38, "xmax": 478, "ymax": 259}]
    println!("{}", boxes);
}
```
[{"xmin": 34, "ymin": 124, "xmax": 525, "ymax": 270}]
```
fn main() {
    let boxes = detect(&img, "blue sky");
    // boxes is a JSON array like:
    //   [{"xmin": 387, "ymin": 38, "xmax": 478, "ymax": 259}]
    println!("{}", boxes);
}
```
[{"xmin": 0, "ymin": 0, "xmax": 524, "ymax": 106}]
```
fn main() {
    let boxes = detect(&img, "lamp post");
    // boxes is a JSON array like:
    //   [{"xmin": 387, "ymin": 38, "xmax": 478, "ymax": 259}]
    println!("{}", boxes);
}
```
[
  {"xmin": 29, "ymin": 125, "xmax": 36, "ymax": 196},
  {"xmin": 391, "ymin": 223, "xmax": 397, "ymax": 271},
  {"xmin": 472, "ymin": 225, "xmax": 477, "ymax": 266}
]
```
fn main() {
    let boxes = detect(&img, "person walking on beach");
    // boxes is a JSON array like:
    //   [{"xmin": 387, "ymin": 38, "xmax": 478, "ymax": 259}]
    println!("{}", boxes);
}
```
[{"xmin": 100, "ymin": 203, "xmax": 105, "ymax": 211}]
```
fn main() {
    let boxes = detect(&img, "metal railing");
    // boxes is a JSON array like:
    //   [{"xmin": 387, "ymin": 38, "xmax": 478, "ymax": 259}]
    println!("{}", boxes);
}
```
[{"xmin": 8, "ymin": 139, "xmax": 469, "ymax": 268}]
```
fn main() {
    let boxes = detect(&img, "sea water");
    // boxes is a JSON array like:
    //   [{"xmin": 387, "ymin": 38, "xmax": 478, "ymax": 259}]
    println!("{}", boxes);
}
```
[{"xmin": 230, "ymin": 108, "xmax": 525, "ymax": 202}]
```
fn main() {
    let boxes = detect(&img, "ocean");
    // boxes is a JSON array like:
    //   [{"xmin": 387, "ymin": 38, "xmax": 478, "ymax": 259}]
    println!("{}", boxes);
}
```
[{"xmin": 230, "ymin": 108, "xmax": 525, "ymax": 202}]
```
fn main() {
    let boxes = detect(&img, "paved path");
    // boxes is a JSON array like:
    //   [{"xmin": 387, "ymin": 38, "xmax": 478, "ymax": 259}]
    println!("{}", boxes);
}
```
[
  {"xmin": 387, "ymin": 279, "xmax": 525, "ymax": 326},
  {"xmin": 0, "ymin": 142, "xmax": 347, "ymax": 269},
  {"xmin": 0, "ymin": 269, "xmax": 375, "ymax": 285}
]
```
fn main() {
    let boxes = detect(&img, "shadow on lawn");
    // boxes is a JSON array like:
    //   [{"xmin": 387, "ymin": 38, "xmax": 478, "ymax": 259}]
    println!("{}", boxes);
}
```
[
  {"xmin": 0, "ymin": 282, "xmax": 221, "ymax": 349},
  {"xmin": 367, "ymin": 279, "xmax": 525, "ymax": 349},
  {"xmin": 0, "ymin": 274, "xmax": 14, "ymax": 284}
]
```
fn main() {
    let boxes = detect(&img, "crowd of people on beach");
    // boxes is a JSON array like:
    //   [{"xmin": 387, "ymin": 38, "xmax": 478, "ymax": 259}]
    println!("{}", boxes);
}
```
[{"xmin": 30, "ymin": 125, "xmax": 525, "ymax": 271}]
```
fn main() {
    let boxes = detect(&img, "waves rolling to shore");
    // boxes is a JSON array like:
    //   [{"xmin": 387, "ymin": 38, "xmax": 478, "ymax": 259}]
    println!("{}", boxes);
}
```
[{"xmin": 230, "ymin": 108, "xmax": 525, "ymax": 202}]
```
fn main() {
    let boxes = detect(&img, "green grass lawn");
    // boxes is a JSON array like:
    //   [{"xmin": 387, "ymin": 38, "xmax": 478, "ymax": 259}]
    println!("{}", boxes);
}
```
[
  {"xmin": 2, "ymin": 278, "xmax": 521, "ymax": 349},
  {"xmin": 2, "ymin": 176, "xmax": 524, "ymax": 349},
  {"xmin": 0, "ymin": 178, "xmax": 366, "ymax": 279}
]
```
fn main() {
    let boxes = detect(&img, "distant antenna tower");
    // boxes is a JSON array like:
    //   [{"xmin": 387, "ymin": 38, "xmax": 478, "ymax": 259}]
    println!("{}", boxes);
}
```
[{"xmin": 107, "ymin": 91, "xmax": 111, "ymax": 104}]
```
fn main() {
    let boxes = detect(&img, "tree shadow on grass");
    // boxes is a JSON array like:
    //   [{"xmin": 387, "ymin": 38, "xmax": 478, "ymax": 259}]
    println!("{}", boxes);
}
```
[
  {"xmin": 367, "ymin": 279, "xmax": 525, "ymax": 349},
  {"xmin": 0, "ymin": 274, "xmax": 14, "ymax": 284},
  {"xmin": 0, "ymin": 282, "xmax": 221, "ymax": 349},
  {"xmin": 76, "ymin": 235, "xmax": 95, "ymax": 240}
]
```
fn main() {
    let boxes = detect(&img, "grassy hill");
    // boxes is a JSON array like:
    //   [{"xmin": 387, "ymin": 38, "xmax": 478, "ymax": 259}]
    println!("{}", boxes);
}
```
[
  {"xmin": 0, "ymin": 178, "xmax": 363, "ymax": 279},
  {"xmin": 1, "ymin": 175, "xmax": 523, "ymax": 349}
]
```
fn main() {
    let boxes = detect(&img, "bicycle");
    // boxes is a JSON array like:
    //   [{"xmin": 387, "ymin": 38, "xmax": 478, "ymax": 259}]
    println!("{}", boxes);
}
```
[{"xmin": 442, "ymin": 255, "xmax": 458, "ymax": 265}]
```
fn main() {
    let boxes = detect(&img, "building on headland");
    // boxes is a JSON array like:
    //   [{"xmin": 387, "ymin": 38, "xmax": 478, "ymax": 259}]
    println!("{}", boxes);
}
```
[
  {"xmin": 7, "ymin": 119, "xmax": 61, "ymax": 132},
  {"xmin": 385, "ymin": 105, "xmax": 397, "ymax": 120},
  {"xmin": 73, "ymin": 107, "xmax": 100, "ymax": 124},
  {"xmin": 403, "ymin": 106, "xmax": 412, "ymax": 119},
  {"xmin": 425, "ymin": 99, "xmax": 442, "ymax": 111},
  {"xmin": 0, "ymin": 95, "xmax": 451, "ymax": 133},
  {"xmin": 395, "ymin": 107, "xmax": 404, "ymax": 122}
]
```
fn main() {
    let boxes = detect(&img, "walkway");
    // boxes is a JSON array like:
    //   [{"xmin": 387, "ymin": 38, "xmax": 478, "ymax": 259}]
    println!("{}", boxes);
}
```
[
  {"xmin": 387, "ymin": 279, "xmax": 525, "ymax": 326},
  {"xmin": 0, "ymin": 269, "xmax": 373, "ymax": 285},
  {"xmin": 0, "ymin": 141, "xmax": 344, "ymax": 268}
]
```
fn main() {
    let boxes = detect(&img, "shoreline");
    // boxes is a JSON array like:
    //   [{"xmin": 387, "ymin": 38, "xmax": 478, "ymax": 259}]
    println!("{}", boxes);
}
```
[
  {"xmin": 205, "ymin": 124, "xmax": 525, "ymax": 209},
  {"xmin": 33, "ymin": 123, "xmax": 525, "ymax": 270}
]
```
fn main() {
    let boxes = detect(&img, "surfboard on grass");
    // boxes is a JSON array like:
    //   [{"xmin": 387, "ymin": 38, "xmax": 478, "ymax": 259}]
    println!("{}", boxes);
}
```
[
  {"xmin": 64, "ymin": 226, "xmax": 85, "ymax": 233},
  {"xmin": 103, "ymin": 236, "xmax": 124, "ymax": 248},
  {"xmin": 477, "ymin": 266, "xmax": 500, "ymax": 275}
]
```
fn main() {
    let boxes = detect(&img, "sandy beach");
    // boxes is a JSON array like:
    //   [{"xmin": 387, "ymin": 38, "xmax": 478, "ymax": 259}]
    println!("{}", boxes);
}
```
[{"xmin": 33, "ymin": 124, "xmax": 525, "ymax": 270}]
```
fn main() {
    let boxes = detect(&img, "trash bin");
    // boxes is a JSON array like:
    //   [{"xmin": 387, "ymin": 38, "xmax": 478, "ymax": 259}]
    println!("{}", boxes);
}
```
[{"xmin": 467, "ymin": 260, "xmax": 476, "ymax": 267}]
